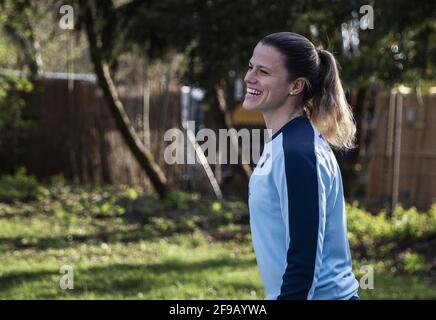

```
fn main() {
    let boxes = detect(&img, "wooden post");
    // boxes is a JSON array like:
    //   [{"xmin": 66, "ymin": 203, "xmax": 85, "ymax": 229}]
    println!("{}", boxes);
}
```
[
  {"xmin": 410, "ymin": 86, "xmax": 427, "ymax": 206},
  {"xmin": 391, "ymin": 92, "xmax": 403, "ymax": 214},
  {"xmin": 386, "ymin": 89, "xmax": 396, "ymax": 211},
  {"xmin": 143, "ymin": 68, "xmax": 151, "ymax": 150}
]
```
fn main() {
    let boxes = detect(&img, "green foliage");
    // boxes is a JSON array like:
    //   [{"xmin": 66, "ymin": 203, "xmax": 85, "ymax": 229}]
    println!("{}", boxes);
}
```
[
  {"xmin": 211, "ymin": 201, "xmax": 222, "ymax": 213},
  {"xmin": 0, "ymin": 72, "xmax": 34, "ymax": 173},
  {"xmin": 0, "ymin": 31, "xmax": 18, "ymax": 66},
  {"xmin": 2, "ymin": 170, "xmax": 435, "ymax": 276},
  {"xmin": 47, "ymin": 184, "xmax": 140, "ymax": 219},
  {"xmin": 0, "ymin": 73, "xmax": 33, "ymax": 129},
  {"xmin": 347, "ymin": 202, "xmax": 436, "ymax": 273},
  {"xmin": 391, "ymin": 206, "xmax": 436, "ymax": 239},
  {"xmin": 163, "ymin": 191, "xmax": 195, "ymax": 209},
  {"xmin": 400, "ymin": 250, "xmax": 426, "ymax": 273},
  {"xmin": 111, "ymin": 0, "xmax": 435, "ymax": 89},
  {"xmin": 0, "ymin": 167, "xmax": 49, "ymax": 203},
  {"xmin": 348, "ymin": 203, "xmax": 436, "ymax": 244},
  {"xmin": 0, "ymin": 179, "xmax": 436, "ymax": 299}
]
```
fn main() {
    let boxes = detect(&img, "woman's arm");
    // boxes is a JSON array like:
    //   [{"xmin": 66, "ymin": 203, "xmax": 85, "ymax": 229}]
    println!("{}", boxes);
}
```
[{"xmin": 272, "ymin": 134, "xmax": 328, "ymax": 300}]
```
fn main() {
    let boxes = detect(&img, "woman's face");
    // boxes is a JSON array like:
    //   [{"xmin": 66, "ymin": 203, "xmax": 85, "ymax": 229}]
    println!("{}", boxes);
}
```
[{"xmin": 243, "ymin": 43, "xmax": 292, "ymax": 113}]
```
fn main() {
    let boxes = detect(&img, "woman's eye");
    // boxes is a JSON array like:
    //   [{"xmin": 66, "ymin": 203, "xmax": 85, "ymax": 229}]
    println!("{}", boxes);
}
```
[
  {"xmin": 248, "ymin": 65, "xmax": 253, "ymax": 70},
  {"xmin": 260, "ymin": 70, "xmax": 268, "ymax": 75}
]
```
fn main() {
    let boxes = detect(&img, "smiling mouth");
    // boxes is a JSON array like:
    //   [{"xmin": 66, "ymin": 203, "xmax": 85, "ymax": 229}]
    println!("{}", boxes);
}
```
[{"xmin": 246, "ymin": 88, "xmax": 262, "ymax": 96}]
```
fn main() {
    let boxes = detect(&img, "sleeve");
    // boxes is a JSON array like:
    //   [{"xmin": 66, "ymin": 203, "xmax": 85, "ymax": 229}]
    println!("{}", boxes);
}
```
[{"xmin": 272, "ymin": 145, "xmax": 327, "ymax": 300}]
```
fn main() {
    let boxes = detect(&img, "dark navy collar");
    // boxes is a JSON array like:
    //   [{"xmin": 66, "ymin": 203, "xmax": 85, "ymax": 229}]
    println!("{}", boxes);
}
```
[{"xmin": 271, "ymin": 115, "xmax": 308, "ymax": 140}]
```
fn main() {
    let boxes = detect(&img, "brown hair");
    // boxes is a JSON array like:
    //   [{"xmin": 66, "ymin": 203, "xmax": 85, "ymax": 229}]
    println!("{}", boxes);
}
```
[{"xmin": 260, "ymin": 32, "xmax": 356, "ymax": 150}]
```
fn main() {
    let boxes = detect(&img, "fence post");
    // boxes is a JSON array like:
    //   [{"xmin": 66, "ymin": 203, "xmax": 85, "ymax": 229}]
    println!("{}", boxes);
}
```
[{"xmin": 391, "ymin": 92, "xmax": 403, "ymax": 214}]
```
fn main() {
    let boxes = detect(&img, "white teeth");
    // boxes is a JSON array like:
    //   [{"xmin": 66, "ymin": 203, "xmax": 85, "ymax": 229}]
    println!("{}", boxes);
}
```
[{"xmin": 247, "ymin": 88, "xmax": 262, "ymax": 95}]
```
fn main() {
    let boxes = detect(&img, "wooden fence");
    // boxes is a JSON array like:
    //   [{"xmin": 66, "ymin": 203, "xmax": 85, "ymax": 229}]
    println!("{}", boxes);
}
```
[
  {"xmin": 22, "ymin": 75, "xmax": 184, "ymax": 193},
  {"xmin": 7, "ymin": 74, "xmax": 436, "ymax": 207},
  {"xmin": 366, "ymin": 92, "xmax": 436, "ymax": 210}
]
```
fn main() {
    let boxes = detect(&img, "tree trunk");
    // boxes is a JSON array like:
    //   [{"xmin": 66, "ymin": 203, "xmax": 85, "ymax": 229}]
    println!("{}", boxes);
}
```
[{"xmin": 80, "ymin": 0, "xmax": 169, "ymax": 197}]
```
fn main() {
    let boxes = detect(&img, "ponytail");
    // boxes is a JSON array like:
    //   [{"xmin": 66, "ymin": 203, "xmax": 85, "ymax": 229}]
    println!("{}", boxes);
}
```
[
  {"xmin": 260, "ymin": 32, "xmax": 356, "ymax": 150},
  {"xmin": 309, "ymin": 49, "xmax": 356, "ymax": 150}
]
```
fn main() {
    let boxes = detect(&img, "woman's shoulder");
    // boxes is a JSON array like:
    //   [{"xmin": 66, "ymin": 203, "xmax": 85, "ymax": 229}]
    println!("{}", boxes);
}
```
[{"xmin": 279, "ymin": 118, "xmax": 317, "ymax": 157}]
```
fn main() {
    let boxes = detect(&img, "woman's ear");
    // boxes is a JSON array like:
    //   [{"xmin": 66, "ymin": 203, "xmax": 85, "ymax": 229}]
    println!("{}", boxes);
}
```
[{"xmin": 288, "ymin": 78, "xmax": 306, "ymax": 96}]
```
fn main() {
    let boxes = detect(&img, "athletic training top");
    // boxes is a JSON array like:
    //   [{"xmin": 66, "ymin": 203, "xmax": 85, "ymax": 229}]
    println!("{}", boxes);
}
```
[{"xmin": 248, "ymin": 116, "xmax": 359, "ymax": 300}]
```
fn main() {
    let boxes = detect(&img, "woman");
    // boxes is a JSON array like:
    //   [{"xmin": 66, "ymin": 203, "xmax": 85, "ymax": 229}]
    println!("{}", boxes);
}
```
[{"xmin": 244, "ymin": 32, "xmax": 359, "ymax": 300}]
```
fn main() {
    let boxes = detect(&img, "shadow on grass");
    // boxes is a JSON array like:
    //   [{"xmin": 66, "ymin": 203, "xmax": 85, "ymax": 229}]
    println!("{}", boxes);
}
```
[
  {"xmin": 0, "ymin": 257, "xmax": 258, "ymax": 298},
  {"xmin": 0, "ymin": 227, "xmax": 156, "ymax": 251},
  {"xmin": 0, "ymin": 219, "xmax": 250, "ymax": 252}
]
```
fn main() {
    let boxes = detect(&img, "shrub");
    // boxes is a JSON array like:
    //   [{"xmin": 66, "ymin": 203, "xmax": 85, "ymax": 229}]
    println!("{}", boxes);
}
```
[
  {"xmin": 0, "ymin": 167, "xmax": 49, "ymax": 203},
  {"xmin": 347, "ymin": 202, "xmax": 436, "ymax": 268}
]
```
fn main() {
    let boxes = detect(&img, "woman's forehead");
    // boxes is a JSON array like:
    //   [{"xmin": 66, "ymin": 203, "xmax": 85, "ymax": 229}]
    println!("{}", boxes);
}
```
[{"xmin": 250, "ymin": 43, "xmax": 285, "ymax": 71}]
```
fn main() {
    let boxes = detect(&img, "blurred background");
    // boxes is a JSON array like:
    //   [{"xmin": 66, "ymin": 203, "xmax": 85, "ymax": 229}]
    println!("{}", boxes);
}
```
[{"xmin": 0, "ymin": 0, "xmax": 435, "ymax": 299}]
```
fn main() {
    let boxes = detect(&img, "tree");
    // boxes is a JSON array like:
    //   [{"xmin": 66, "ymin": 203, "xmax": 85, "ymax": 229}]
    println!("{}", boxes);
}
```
[
  {"xmin": 0, "ymin": 0, "xmax": 45, "ymax": 76},
  {"xmin": 77, "ymin": 0, "xmax": 434, "ymax": 199},
  {"xmin": 78, "ymin": 0, "xmax": 169, "ymax": 197}
]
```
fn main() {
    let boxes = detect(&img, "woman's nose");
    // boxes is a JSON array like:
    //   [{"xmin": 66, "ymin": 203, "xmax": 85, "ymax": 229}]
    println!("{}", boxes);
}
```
[{"xmin": 244, "ymin": 70, "xmax": 256, "ymax": 84}]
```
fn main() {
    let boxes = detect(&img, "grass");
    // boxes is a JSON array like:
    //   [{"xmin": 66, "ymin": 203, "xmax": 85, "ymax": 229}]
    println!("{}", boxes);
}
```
[
  {"xmin": 0, "ymin": 235, "xmax": 261, "ymax": 299},
  {"xmin": 360, "ymin": 273, "xmax": 436, "ymax": 300},
  {"xmin": 0, "ymin": 183, "xmax": 435, "ymax": 299},
  {"xmin": 0, "ymin": 190, "xmax": 262, "ymax": 299}
]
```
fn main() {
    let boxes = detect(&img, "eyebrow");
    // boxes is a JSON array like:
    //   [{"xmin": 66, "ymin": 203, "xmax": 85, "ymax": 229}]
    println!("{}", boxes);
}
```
[{"xmin": 249, "ymin": 61, "xmax": 272, "ymax": 72}]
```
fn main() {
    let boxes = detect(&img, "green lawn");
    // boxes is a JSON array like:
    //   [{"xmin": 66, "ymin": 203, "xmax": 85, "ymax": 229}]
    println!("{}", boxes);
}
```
[
  {"xmin": 0, "ymin": 234, "xmax": 262, "ymax": 299},
  {"xmin": 0, "ymin": 185, "xmax": 435, "ymax": 299}
]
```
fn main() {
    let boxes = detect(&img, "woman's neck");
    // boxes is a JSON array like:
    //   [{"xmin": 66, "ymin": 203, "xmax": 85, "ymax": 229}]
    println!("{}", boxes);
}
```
[{"xmin": 262, "ymin": 104, "xmax": 304, "ymax": 137}]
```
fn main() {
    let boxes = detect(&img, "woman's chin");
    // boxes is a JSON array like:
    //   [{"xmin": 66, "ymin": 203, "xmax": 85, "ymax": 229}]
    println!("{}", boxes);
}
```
[{"xmin": 242, "ymin": 100, "xmax": 259, "ymax": 111}]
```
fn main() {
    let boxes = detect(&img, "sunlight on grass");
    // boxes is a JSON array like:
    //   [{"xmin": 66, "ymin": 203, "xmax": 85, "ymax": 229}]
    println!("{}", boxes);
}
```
[
  {"xmin": 0, "ymin": 231, "xmax": 262, "ymax": 299},
  {"xmin": 1, "ymin": 184, "xmax": 435, "ymax": 299}
]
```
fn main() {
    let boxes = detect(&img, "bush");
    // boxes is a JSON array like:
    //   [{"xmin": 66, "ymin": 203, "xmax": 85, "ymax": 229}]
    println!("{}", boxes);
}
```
[
  {"xmin": 347, "ymin": 202, "xmax": 436, "ymax": 266},
  {"xmin": 0, "ymin": 73, "xmax": 34, "ymax": 172},
  {"xmin": 400, "ymin": 250, "xmax": 426, "ymax": 273},
  {"xmin": 0, "ymin": 167, "xmax": 49, "ymax": 203}
]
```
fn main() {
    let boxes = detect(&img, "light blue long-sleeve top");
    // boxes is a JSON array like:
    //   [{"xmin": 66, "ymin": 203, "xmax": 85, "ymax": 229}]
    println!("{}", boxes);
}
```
[{"xmin": 248, "ymin": 116, "xmax": 359, "ymax": 300}]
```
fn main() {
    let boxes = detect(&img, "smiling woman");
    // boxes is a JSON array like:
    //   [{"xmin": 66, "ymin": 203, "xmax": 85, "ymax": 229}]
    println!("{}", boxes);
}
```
[
  {"xmin": 244, "ymin": 44, "xmax": 294, "ymax": 118},
  {"xmin": 244, "ymin": 32, "xmax": 359, "ymax": 300}
]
